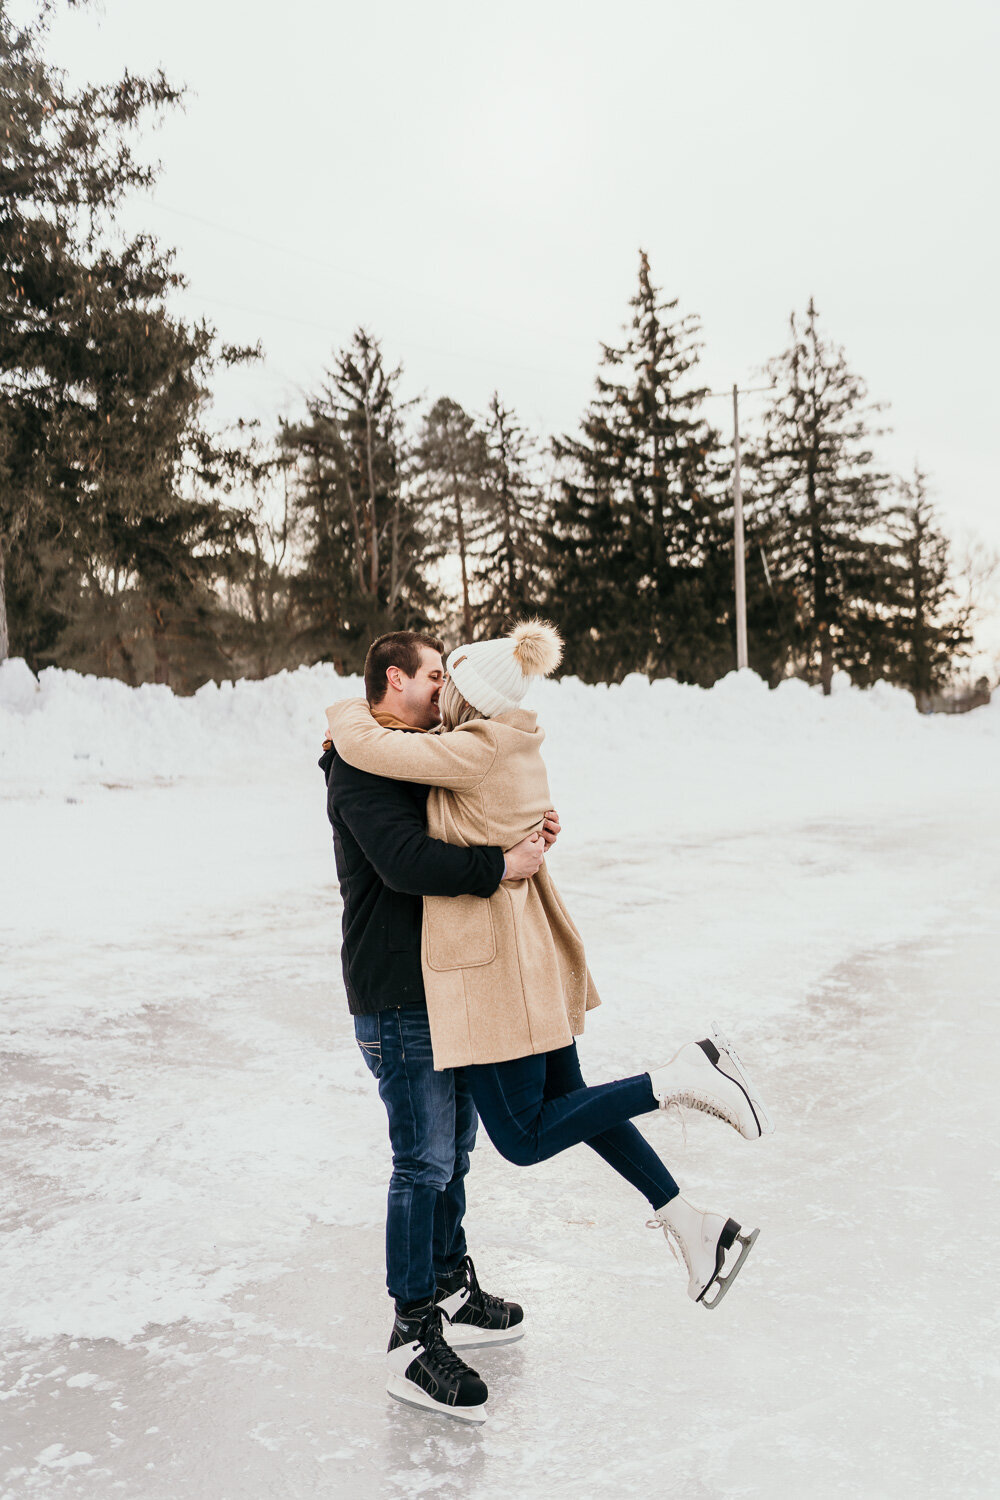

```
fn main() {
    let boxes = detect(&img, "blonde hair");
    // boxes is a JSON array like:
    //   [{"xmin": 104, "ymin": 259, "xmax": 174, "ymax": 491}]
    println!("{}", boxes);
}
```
[{"xmin": 440, "ymin": 676, "xmax": 486, "ymax": 729}]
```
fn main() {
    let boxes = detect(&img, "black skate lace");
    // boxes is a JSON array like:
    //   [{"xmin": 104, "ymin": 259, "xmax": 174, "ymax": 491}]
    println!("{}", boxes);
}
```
[
  {"xmin": 420, "ymin": 1307, "xmax": 478, "ymax": 1379},
  {"xmin": 462, "ymin": 1255, "xmax": 507, "ymax": 1312}
]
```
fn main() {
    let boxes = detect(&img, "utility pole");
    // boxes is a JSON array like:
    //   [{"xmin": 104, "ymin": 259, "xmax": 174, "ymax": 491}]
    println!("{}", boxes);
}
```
[
  {"xmin": 706, "ymin": 382, "xmax": 773, "ymax": 672},
  {"xmin": 732, "ymin": 384, "xmax": 748, "ymax": 669}
]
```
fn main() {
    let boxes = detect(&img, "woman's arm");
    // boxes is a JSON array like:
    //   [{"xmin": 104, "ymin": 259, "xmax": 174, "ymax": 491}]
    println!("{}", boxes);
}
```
[{"xmin": 326, "ymin": 700, "xmax": 497, "ymax": 789}]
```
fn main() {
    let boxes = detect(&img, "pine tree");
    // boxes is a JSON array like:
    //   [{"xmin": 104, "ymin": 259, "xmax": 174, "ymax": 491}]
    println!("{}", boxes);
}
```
[
  {"xmin": 743, "ymin": 515, "xmax": 807, "ymax": 685},
  {"xmin": 546, "ymin": 251, "xmax": 729, "ymax": 684},
  {"xmin": 49, "ymin": 308, "xmax": 258, "ymax": 687},
  {"xmin": 222, "ymin": 465, "xmax": 301, "ymax": 680},
  {"xmin": 0, "ymin": 1, "xmax": 257, "ymax": 685},
  {"xmin": 474, "ymin": 393, "xmax": 548, "ymax": 635},
  {"xmin": 751, "ymin": 299, "xmax": 895, "ymax": 695},
  {"xmin": 280, "ymin": 329, "xmax": 438, "ymax": 671},
  {"xmin": 880, "ymin": 467, "xmax": 972, "ymax": 706},
  {"xmin": 412, "ymin": 396, "xmax": 490, "ymax": 639}
]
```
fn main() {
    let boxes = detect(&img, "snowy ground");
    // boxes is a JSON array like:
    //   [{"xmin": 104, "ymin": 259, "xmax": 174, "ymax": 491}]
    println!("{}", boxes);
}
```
[{"xmin": 1, "ymin": 661, "xmax": 998, "ymax": 1498}]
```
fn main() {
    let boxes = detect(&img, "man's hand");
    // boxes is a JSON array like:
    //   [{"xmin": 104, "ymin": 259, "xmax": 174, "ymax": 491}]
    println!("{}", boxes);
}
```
[
  {"xmin": 540, "ymin": 808, "xmax": 560, "ymax": 849},
  {"xmin": 503, "ymin": 832, "xmax": 545, "ymax": 881}
]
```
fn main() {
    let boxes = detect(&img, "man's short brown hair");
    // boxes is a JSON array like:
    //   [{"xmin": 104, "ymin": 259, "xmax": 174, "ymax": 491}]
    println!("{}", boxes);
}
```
[{"xmin": 364, "ymin": 631, "xmax": 446, "ymax": 704}]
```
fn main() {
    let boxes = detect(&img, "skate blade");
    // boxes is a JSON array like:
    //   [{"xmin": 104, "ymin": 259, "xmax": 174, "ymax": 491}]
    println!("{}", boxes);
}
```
[
  {"xmin": 386, "ymin": 1374, "xmax": 488, "ymax": 1424},
  {"xmin": 699, "ymin": 1223, "xmax": 759, "ymax": 1310},
  {"xmin": 709, "ymin": 1024, "xmax": 775, "ymax": 1137},
  {"xmin": 441, "ymin": 1321, "xmax": 526, "ymax": 1349}
]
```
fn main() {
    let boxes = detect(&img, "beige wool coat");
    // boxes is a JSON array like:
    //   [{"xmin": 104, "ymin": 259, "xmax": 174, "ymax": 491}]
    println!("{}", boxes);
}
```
[{"xmin": 326, "ymin": 699, "xmax": 600, "ymax": 1070}]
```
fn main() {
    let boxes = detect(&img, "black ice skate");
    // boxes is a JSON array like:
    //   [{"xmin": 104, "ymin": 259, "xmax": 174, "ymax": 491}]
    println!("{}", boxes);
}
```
[
  {"xmin": 386, "ymin": 1301, "xmax": 489, "ymax": 1422},
  {"xmin": 435, "ymin": 1255, "xmax": 525, "ymax": 1348}
]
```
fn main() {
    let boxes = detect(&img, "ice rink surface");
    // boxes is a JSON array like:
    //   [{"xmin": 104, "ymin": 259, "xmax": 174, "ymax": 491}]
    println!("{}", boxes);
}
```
[{"xmin": 1, "ymin": 663, "xmax": 998, "ymax": 1498}]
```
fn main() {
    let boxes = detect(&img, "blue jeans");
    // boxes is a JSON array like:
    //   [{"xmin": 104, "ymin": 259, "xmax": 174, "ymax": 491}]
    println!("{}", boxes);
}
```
[
  {"xmin": 354, "ymin": 1008, "xmax": 478, "ymax": 1307},
  {"xmin": 462, "ymin": 1041, "xmax": 679, "ymax": 1210}
]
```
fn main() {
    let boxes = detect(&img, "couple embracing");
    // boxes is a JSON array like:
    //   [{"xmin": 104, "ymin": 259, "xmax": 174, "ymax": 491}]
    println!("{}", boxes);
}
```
[{"xmin": 319, "ymin": 621, "xmax": 773, "ymax": 1425}]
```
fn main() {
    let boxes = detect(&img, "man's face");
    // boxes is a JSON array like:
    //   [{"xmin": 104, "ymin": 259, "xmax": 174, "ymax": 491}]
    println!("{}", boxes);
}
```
[{"xmin": 391, "ymin": 646, "xmax": 446, "ymax": 729}]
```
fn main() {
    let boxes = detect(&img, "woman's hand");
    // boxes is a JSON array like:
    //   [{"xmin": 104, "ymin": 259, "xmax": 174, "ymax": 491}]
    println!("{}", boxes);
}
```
[{"xmin": 540, "ymin": 809, "xmax": 560, "ymax": 849}]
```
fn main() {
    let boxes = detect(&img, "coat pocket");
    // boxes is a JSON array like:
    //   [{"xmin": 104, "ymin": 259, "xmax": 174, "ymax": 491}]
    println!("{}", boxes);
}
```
[{"xmin": 423, "ymin": 893, "xmax": 496, "ymax": 971}]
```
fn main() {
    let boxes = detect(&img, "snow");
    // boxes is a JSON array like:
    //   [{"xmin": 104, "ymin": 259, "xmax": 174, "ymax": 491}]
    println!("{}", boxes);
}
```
[{"xmin": 1, "ymin": 658, "xmax": 998, "ymax": 1498}]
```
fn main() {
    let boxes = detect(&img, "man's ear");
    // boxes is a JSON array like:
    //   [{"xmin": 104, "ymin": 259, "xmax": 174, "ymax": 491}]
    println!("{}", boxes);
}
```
[{"xmin": 385, "ymin": 665, "xmax": 404, "ymax": 693}]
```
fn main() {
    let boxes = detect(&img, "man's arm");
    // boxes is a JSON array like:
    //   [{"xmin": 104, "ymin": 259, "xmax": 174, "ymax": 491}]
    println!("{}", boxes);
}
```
[{"xmin": 333, "ymin": 761, "xmax": 504, "ymax": 898}]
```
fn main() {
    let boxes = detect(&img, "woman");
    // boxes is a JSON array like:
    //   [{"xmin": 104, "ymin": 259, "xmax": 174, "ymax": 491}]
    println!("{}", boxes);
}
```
[{"xmin": 327, "ymin": 620, "xmax": 773, "ymax": 1310}]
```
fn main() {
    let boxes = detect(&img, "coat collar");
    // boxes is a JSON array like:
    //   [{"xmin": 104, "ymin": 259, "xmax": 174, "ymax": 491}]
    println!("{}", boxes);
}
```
[
  {"xmin": 492, "ymin": 708, "xmax": 539, "ymax": 732},
  {"xmin": 371, "ymin": 707, "xmax": 428, "ymax": 732}
]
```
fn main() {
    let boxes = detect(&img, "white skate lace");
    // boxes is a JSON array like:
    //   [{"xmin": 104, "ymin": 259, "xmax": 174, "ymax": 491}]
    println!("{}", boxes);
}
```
[
  {"xmin": 659, "ymin": 1099, "xmax": 689, "ymax": 1144},
  {"xmin": 660, "ymin": 1090, "xmax": 738, "ymax": 1131},
  {"xmin": 646, "ymin": 1216, "xmax": 689, "ymax": 1277}
]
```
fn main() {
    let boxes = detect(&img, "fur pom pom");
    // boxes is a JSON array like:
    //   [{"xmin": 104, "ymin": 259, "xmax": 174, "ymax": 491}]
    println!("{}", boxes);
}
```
[{"xmin": 510, "ymin": 618, "xmax": 563, "ymax": 677}]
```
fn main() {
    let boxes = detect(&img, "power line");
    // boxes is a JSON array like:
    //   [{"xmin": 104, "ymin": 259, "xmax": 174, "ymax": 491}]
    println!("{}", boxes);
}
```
[
  {"xmin": 146, "ymin": 198, "xmax": 598, "ymax": 353},
  {"xmin": 180, "ymin": 289, "xmax": 585, "ymax": 385},
  {"xmin": 705, "ymin": 385, "xmax": 774, "ymax": 398}
]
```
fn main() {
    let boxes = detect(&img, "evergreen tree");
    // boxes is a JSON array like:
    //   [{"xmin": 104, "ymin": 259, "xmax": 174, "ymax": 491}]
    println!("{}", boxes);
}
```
[
  {"xmin": 474, "ymin": 393, "xmax": 548, "ymax": 635},
  {"xmin": 546, "ymin": 251, "xmax": 729, "ymax": 684},
  {"xmin": 751, "ymin": 299, "xmax": 895, "ymax": 695},
  {"xmin": 0, "ymin": 0, "xmax": 257, "ymax": 685},
  {"xmin": 222, "ymin": 465, "xmax": 302, "ymax": 680},
  {"xmin": 880, "ymin": 467, "xmax": 972, "ymax": 706},
  {"xmin": 412, "ymin": 396, "xmax": 490, "ymax": 639},
  {"xmin": 280, "ymin": 328, "xmax": 438, "ymax": 671},
  {"xmin": 744, "ymin": 521, "xmax": 807, "ymax": 685}
]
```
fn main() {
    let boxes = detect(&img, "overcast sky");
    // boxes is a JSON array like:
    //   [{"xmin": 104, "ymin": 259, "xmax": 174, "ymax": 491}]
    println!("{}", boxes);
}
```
[{"xmin": 36, "ymin": 0, "xmax": 1000, "ymax": 661}]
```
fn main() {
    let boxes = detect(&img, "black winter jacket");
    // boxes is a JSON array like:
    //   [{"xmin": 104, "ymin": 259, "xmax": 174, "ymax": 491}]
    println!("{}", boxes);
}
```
[{"xmin": 319, "ymin": 745, "xmax": 505, "ymax": 1015}]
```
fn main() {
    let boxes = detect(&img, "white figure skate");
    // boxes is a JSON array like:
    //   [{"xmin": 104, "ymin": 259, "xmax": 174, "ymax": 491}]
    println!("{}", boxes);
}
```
[
  {"xmin": 648, "ymin": 1027, "xmax": 774, "ymax": 1140},
  {"xmin": 650, "ymin": 1194, "xmax": 759, "ymax": 1310}
]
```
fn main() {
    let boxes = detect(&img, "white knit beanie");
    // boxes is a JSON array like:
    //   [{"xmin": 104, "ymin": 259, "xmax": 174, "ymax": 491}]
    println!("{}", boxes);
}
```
[{"xmin": 446, "ymin": 620, "xmax": 563, "ymax": 716}]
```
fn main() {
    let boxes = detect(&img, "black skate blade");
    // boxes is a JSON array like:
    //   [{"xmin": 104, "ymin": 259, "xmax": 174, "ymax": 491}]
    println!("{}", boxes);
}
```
[
  {"xmin": 441, "ymin": 1321, "xmax": 526, "ymax": 1349},
  {"xmin": 387, "ymin": 1377, "xmax": 488, "ymax": 1424},
  {"xmin": 699, "ymin": 1222, "xmax": 759, "ymax": 1310}
]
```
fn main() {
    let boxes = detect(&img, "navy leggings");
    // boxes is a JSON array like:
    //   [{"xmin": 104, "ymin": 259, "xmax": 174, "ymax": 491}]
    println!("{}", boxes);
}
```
[{"xmin": 461, "ymin": 1041, "xmax": 679, "ymax": 1211}]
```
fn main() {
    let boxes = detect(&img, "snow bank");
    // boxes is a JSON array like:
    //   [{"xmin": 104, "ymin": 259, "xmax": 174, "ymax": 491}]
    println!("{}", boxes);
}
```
[
  {"xmin": 0, "ymin": 657, "xmax": 356, "ymax": 788},
  {"xmin": 3, "ymin": 656, "xmax": 994, "ymax": 839}
]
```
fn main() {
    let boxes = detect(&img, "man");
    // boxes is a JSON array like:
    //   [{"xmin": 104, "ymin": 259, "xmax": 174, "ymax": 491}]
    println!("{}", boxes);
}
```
[{"xmin": 319, "ymin": 630, "xmax": 555, "ymax": 1423}]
